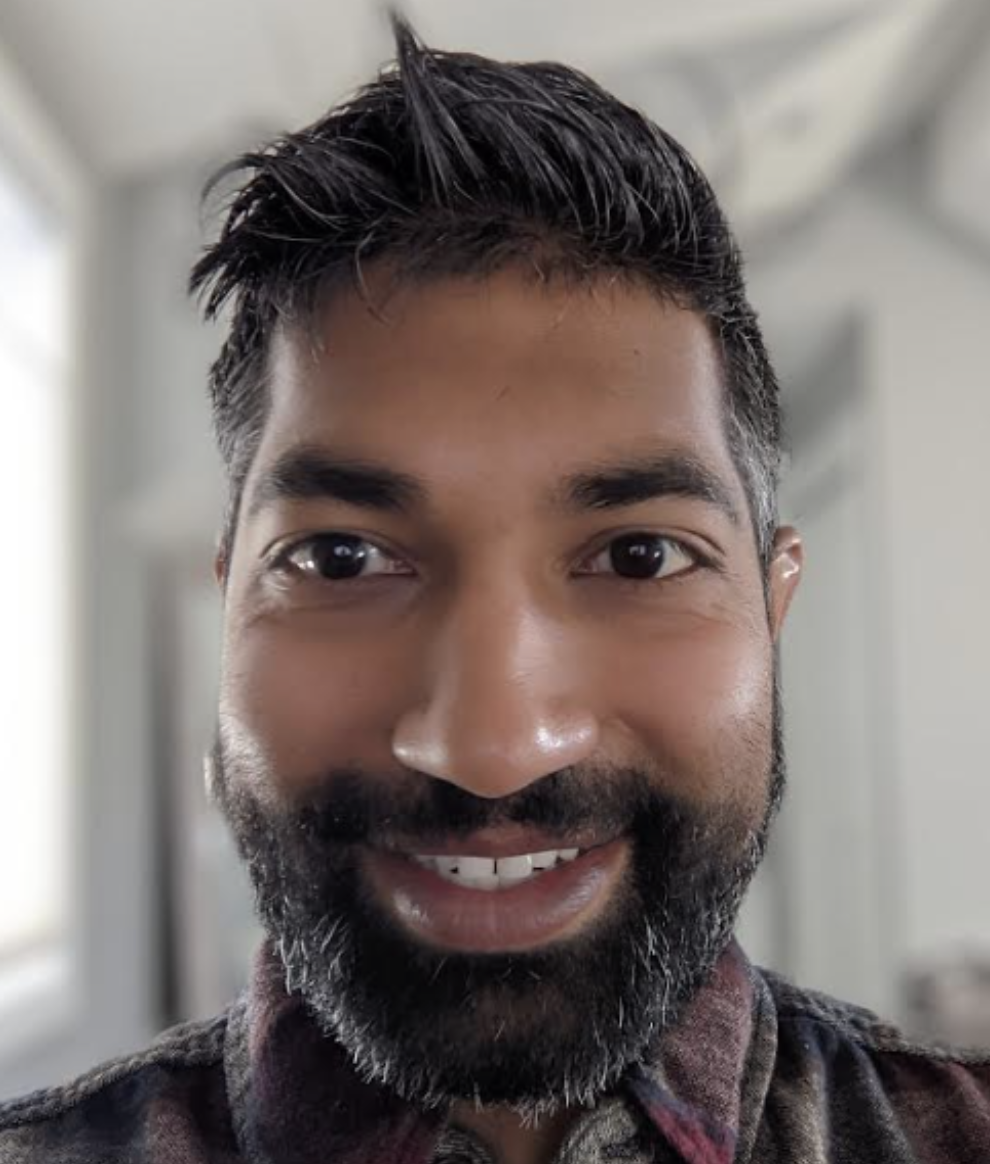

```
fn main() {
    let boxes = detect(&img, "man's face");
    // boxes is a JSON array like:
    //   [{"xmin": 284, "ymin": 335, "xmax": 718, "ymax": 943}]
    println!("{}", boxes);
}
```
[{"xmin": 212, "ymin": 269, "xmax": 801, "ymax": 1115}]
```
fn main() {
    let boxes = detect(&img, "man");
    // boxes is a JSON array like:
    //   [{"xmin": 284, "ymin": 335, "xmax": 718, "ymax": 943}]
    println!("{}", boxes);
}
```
[{"xmin": 3, "ymin": 14, "xmax": 989, "ymax": 1164}]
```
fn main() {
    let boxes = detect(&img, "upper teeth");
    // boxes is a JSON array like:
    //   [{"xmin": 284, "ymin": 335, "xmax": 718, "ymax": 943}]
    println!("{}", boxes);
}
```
[{"xmin": 412, "ymin": 849, "xmax": 581, "ymax": 890}]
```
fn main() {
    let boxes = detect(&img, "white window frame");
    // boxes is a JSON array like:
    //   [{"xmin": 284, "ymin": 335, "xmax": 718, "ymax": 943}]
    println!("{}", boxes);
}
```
[{"xmin": 0, "ymin": 39, "xmax": 91, "ymax": 1089}]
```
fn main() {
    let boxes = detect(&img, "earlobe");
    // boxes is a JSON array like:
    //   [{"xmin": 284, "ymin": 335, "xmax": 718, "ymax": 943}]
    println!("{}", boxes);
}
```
[{"xmin": 768, "ymin": 525, "xmax": 803, "ymax": 642}]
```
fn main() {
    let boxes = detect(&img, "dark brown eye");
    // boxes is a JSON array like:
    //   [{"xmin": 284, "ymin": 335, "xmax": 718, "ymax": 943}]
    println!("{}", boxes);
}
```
[
  {"xmin": 585, "ymin": 533, "xmax": 695, "ymax": 581},
  {"xmin": 283, "ymin": 534, "xmax": 401, "ymax": 581}
]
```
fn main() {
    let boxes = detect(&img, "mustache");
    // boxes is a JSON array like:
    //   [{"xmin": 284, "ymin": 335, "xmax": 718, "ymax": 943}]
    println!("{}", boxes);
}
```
[{"xmin": 287, "ymin": 764, "xmax": 684, "ymax": 849}]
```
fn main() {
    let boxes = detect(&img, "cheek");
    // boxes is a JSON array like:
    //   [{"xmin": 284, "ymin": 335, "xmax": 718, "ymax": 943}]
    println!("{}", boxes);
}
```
[
  {"xmin": 609, "ymin": 618, "xmax": 775, "ymax": 802},
  {"xmin": 219, "ymin": 622, "xmax": 406, "ymax": 795},
  {"xmin": 219, "ymin": 601, "xmax": 775, "ymax": 803}
]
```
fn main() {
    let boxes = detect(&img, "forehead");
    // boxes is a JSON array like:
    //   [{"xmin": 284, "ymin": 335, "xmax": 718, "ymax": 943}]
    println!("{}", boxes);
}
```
[{"xmin": 255, "ymin": 270, "xmax": 737, "ymax": 503}]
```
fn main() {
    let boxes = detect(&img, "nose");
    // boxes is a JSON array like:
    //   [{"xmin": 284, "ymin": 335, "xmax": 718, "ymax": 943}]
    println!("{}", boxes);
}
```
[{"xmin": 391, "ymin": 580, "xmax": 600, "ymax": 799}]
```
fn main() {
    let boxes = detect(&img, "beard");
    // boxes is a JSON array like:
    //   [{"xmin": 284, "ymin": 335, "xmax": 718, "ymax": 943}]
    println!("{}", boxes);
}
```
[{"xmin": 211, "ymin": 681, "xmax": 784, "ymax": 1121}]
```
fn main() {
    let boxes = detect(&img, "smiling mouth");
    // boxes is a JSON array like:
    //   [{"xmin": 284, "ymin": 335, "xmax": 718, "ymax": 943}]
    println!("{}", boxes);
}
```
[
  {"xmin": 408, "ymin": 848, "xmax": 582, "ymax": 890},
  {"xmin": 362, "ymin": 836, "xmax": 629, "ymax": 953}
]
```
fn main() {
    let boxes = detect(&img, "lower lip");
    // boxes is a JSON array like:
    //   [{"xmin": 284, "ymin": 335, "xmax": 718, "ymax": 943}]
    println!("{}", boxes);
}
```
[{"xmin": 362, "ymin": 840, "xmax": 628, "ymax": 954}]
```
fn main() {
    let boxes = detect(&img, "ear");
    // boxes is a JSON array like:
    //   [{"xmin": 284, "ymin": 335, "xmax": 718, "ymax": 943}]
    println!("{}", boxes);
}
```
[
  {"xmin": 213, "ymin": 541, "xmax": 228, "ymax": 591},
  {"xmin": 767, "ymin": 526, "xmax": 803, "ymax": 643},
  {"xmin": 203, "ymin": 749, "xmax": 218, "ymax": 806}
]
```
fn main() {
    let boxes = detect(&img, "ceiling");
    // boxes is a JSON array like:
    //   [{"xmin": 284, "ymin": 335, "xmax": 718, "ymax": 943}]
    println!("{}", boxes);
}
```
[{"xmin": 0, "ymin": 0, "xmax": 988, "ymax": 245}]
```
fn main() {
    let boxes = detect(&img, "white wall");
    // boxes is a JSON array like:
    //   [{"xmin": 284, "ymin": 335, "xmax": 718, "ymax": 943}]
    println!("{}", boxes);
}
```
[{"xmin": 751, "ymin": 179, "xmax": 990, "ymax": 984}]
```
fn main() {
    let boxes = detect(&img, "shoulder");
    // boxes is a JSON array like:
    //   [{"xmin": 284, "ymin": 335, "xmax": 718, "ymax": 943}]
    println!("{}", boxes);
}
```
[
  {"xmin": 763, "ymin": 965, "xmax": 990, "ymax": 1065},
  {"xmin": 756, "ymin": 966, "xmax": 990, "ymax": 1158},
  {"xmin": 0, "ymin": 1008, "xmax": 238, "ymax": 1162}
]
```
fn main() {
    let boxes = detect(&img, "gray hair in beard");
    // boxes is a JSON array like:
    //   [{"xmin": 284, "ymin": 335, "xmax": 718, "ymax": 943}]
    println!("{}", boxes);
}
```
[{"xmin": 209, "ymin": 678, "xmax": 784, "ymax": 1122}]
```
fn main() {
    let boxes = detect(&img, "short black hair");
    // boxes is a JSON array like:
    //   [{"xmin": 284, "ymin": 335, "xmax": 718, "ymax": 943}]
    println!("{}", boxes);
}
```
[{"xmin": 190, "ymin": 14, "xmax": 781, "ymax": 571}]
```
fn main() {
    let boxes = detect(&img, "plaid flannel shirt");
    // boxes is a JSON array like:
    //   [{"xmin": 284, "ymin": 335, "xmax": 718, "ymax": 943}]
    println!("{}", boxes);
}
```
[{"xmin": 3, "ymin": 938, "xmax": 990, "ymax": 1163}]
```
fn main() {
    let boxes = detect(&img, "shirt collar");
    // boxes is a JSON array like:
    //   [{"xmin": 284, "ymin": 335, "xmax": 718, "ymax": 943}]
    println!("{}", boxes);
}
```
[
  {"xmin": 624, "ymin": 940, "xmax": 764, "ymax": 1164},
  {"xmin": 224, "ymin": 938, "xmax": 769, "ymax": 1164}
]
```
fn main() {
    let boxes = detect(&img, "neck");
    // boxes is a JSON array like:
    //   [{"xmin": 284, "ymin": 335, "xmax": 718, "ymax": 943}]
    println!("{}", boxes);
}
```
[{"xmin": 450, "ymin": 1103, "xmax": 579, "ymax": 1164}]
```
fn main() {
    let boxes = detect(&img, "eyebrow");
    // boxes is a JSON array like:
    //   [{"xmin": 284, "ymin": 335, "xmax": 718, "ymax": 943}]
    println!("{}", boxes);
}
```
[{"xmin": 248, "ymin": 443, "xmax": 740, "ymax": 524}]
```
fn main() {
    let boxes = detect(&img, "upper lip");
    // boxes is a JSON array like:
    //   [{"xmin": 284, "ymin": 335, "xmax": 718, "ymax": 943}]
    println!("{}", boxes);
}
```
[{"xmin": 380, "ymin": 825, "xmax": 618, "ymax": 860}]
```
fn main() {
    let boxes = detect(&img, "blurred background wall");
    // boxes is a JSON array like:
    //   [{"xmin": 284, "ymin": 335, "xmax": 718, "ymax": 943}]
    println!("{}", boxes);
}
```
[{"xmin": 0, "ymin": 0, "xmax": 988, "ymax": 1096}]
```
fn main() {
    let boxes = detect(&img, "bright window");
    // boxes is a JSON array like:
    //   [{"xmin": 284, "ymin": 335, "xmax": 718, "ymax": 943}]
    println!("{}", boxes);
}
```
[{"xmin": 0, "ymin": 154, "xmax": 70, "ymax": 963}]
